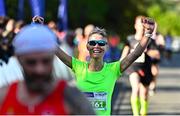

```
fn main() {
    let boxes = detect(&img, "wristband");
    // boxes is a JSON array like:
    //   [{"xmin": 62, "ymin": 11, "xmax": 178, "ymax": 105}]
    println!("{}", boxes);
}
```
[{"xmin": 144, "ymin": 33, "xmax": 152, "ymax": 38}]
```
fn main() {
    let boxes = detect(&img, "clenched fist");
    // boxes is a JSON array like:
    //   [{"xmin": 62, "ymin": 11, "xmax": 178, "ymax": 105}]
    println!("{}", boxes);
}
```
[
  {"xmin": 32, "ymin": 15, "xmax": 44, "ymax": 24},
  {"xmin": 141, "ymin": 17, "xmax": 155, "ymax": 36}
]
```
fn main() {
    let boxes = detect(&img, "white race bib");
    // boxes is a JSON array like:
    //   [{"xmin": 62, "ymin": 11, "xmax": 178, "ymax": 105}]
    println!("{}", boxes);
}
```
[
  {"xmin": 84, "ymin": 92, "xmax": 107, "ymax": 110},
  {"xmin": 130, "ymin": 43, "xmax": 145, "ymax": 63}
]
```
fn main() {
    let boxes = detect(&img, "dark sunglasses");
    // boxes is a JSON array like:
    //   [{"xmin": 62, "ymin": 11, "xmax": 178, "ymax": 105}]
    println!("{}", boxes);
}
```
[{"xmin": 88, "ymin": 40, "xmax": 107, "ymax": 46}]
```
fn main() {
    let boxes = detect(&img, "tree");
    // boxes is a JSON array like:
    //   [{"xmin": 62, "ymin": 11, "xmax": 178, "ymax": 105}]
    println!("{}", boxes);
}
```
[{"xmin": 147, "ymin": 0, "xmax": 180, "ymax": 36}]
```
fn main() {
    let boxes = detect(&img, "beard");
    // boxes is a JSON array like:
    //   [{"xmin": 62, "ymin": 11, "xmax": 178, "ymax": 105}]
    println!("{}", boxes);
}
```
[{"xmin": 23, "ymin": 72, "xmax": 54, "ymax": 94}]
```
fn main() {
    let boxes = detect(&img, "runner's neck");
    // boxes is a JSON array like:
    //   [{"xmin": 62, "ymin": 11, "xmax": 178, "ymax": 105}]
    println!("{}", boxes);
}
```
[{"xmin": 88, "ymin": 60, "xmax": 104, "ymax": 71}]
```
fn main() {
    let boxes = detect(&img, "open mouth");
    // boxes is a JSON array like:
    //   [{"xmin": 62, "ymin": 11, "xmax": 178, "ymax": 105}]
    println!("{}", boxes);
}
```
[
  {"xmin": 93, "ymin": 50, "xmax": 102, "ymax": 53},
  {"xmin": 92, "ymin": 49, "xmax": 103, "ymax": 54}
]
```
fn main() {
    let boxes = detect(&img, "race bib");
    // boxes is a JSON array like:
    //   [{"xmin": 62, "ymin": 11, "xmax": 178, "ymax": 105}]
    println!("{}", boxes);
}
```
[
  {"xmin": 130, "ymin": 43, "xmax": 145, "ymax": 63},
  {"xmin": 84, "ymin": 92, "xmax": 107, "ymax": 111}
]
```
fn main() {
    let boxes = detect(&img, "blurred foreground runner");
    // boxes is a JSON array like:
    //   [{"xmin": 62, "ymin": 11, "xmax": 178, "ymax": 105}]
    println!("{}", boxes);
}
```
[{"xmin": 0, "ymin": 23, "xmax": 95, "ymax": 115}]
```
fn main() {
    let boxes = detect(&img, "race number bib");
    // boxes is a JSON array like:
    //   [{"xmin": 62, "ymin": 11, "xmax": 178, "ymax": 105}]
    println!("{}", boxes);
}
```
[
  {"xmin": 84, "ymin": 92, "xmax": 107, "ymax": 110},
  {"xmin": 130, "ymin": 43, "xmax": 145, "ymax": 63}
]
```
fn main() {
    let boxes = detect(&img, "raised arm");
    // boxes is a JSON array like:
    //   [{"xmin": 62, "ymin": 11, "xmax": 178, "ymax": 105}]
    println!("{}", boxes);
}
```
[
  {"xmin": 31, "ymin": 16, "xmax": 73, "ymax": 68},
  {"xmin": 56, "ymin": 47, "xmax": 72, "ymax": 68},
  {"xmin": 32, "ymin": 15, "xmax": 44, "ymax": 24},
  {"xmin": 120, "ymin": 45, "xmax": 130, "ymax": 61},
  {"xmin": 120, "ymin": 17, "xmax": 155, "ymax": 72}
]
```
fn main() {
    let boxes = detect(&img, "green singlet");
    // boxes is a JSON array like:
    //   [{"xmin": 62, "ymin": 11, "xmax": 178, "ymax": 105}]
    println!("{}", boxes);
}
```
[{"xmin": 72, "ymin": 57, "xmax": 122, "ymax": 115}]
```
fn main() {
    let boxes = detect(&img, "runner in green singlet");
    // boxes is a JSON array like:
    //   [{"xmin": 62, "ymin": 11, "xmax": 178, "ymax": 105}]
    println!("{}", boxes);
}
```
[{"xmin": 56, "ymin": 17, "xmax": 155, "ymax": 115}]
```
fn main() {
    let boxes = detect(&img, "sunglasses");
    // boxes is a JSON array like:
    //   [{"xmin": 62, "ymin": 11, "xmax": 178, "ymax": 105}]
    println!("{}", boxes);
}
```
[{"xmin": 88, "ymin": 40, "xmax": 107, "ymax": 46}]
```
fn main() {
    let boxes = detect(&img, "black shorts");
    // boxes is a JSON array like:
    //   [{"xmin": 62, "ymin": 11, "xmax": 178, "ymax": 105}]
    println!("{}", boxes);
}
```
[
  {"xmin": 150, "ymin": 58, "xmax": 160, "ymax": 64},
  {"xmin": 127, "ymin": 61, "xmax": 153, "ymax": 86},
  {"xmin": 140, "ymin": 67, "xmax": 153, "ymax": 86}
]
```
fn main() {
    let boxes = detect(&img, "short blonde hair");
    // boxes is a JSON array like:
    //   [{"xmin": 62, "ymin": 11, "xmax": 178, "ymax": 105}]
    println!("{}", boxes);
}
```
[{"xmin": 88, "ymin": 27, "xmax": 107, "ymax": 39}]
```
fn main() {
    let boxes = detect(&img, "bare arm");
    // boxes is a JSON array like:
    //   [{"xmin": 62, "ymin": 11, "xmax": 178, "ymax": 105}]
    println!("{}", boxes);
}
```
[
  {"xmin": 147, "ymin": 49, "xmax": 160, "ymax": 60},
  {"xmin": 120, "ymin": 45, "xmax": 130, "ymax": 61},
  {"xmin": 56, "ymin": 47, "xmax": 72, "ymax": 68},
  {"xmin": 64, "ymin": 85, "xmax": 95, "ymax": 115},
  {"xmin": 31, "ymin": 15, "xmax": 73, "ymax": 69},
  {"xmin": 120, "ymin": 36, "xmax": 151, "ymax": 72},
  {"xmin": 120, "ymin": 17, "xmax": 155, "ymax": 72},
  {"xmin": 32, "ymin": 15, "xmax": 44, "ymax": 24}
]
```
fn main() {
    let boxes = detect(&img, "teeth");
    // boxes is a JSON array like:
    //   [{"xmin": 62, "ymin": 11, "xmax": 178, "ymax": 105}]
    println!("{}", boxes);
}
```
[{"xmin": 93, "ymin": 50, "xmax": 101, "ymax": 53}]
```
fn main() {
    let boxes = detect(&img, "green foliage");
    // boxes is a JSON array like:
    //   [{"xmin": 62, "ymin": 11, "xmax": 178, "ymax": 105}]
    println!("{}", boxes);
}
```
[
  {"xmin": 45, "ymin": 0, "xmax": 59, "ymax": 22},
  {"xmin": 147, "ymin": 1, "xmax": 180, "ymax": 36},
  {"xmin": 5, "ymin": 0, "xmax": 180, "ymax": 38},
  {"xmin": 6, "ymin": 0, "xmax": 34, "ymax": 22},
  {"xmin": 68, "ymin": 0, "xmax": 108, "ymax": 27},
  {"xmin": 68, "ymin": 0, "xmax": 150, "ymax": 40},
  {"xmin": 5, "ymin": 0, "xmax": 18, "ymax": 19},
  {"xmin": 4, "ymin": 0, "xmax": 146, "ymax": 40}
]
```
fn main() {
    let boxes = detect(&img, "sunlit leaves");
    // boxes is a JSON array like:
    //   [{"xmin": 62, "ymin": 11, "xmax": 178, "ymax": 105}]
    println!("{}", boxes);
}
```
[{"xmin": 147, "ymin": 2, "xmax": 180, "ymax": 36}]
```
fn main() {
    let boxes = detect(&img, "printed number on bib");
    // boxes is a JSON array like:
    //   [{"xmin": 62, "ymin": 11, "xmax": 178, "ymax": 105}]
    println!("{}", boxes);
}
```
[{"xmin": 84, "ymin": 92, "xmax": 107, "ymax": 110}]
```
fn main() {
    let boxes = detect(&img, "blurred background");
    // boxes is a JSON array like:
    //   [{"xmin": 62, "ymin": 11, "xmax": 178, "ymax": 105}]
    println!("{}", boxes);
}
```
[
  {"xmin": 2, "ymin": 0, "xmax": 180, "ymax": 37},
  {"xmin": 0, "ymin": 0, "xmax": 180, "ymax": 115}
]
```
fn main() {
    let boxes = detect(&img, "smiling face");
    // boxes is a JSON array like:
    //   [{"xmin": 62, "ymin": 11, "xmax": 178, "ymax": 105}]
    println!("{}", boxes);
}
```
[{"xmin": 87, "ymin": 33, "xmax": 108, "ymax": 60}]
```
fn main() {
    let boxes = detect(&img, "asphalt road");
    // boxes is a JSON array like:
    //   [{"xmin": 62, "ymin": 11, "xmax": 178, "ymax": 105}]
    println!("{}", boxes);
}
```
[{"xmin": 112, "ymin": 53, "xmax": 180, "ymax": 115}]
